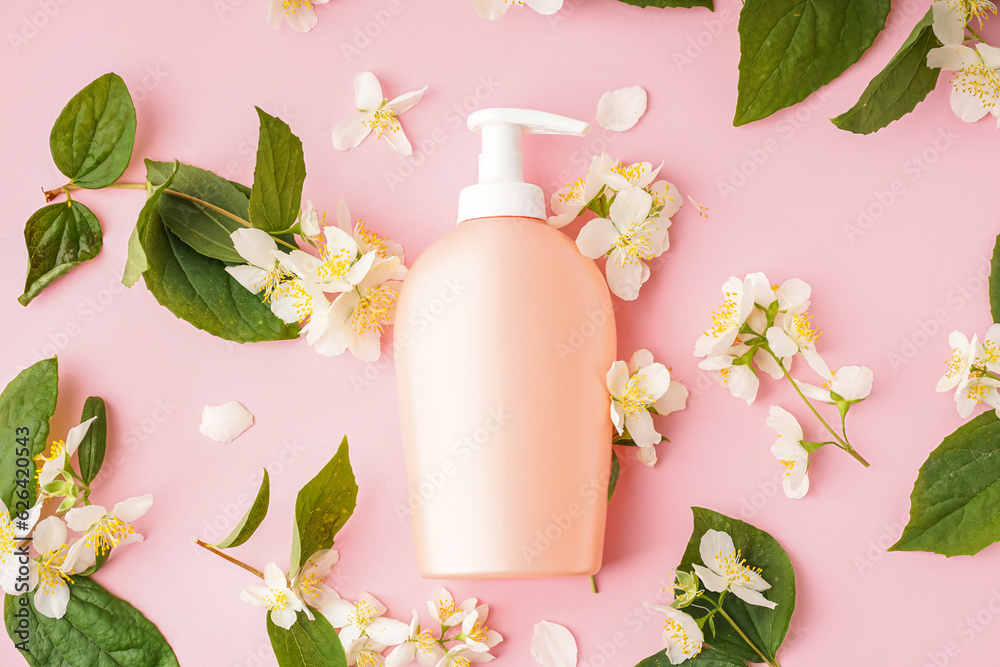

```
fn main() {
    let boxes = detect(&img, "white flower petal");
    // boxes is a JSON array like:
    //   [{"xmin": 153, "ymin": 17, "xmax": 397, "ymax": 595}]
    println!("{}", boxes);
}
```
[
  {"xmin": 65, "ymin": 505, "xmax": 106, "ymax": 532},
  {"xmin": 691, "ymin": 564, "xmax": 729, "ymax": 593},
  {"xmin": 575, "ymin": 218, "xmax": 617, "ymax": 259},
  {"xmin": 766, "ymin": 327, "xmax": 798, "ymax": 359},
  {"xmin": 530, "ymin": 620, "xmax": 578, "ymax": 667},
  {"xmin": 596, "ymin": 86, "xmax": 647, "ymax": 132},
  {"xmin": 653, "ymin": 381, "xmax": 688, "ymax": 416},
  {"xmin": 387, "ymin": 86, "xmax": 429, "ymax": 115},
  {"xmin": 731, "ymin": 585, "xmax": 778, "ymax": 609},
  {"xmin": 231, "ymin": 228, "xmax": 279, "ymax": 269},
  {"xmin": 34, "ymin": 579, "xmax": 70, "ymax": 619},
  {"xmin": 332, "ymin": 113, "xmax": 374, "ymax": 152},
  {"xmin": 33, "ymin": 516, "xmax": 67, "ymax": 555},
  {"xmin": 63, "ymin": 417, "xmax": 96, "ymax": 457},
  {"xmin": 354, "ymin": 72, "xmax": 384, "ymax": 111},
  {"xmin": 111, "ymin": 494, "xmax": 153, "ymax": 523},
  {"xmin": 200, "ymin": 402, "xmax": 254, "ymax": 443}
]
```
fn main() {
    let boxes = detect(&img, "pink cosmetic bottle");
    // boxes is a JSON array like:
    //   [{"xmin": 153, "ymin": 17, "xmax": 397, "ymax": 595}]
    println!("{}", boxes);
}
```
[{"xmin": 394, "ymin": 109, "xmax": 616, "ymax": 578}]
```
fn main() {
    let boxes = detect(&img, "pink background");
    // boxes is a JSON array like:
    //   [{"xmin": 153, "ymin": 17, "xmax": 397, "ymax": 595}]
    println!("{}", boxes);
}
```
[{"xmin": 2, "ymin": 0, "xmax": 1000, "ymax": 665}]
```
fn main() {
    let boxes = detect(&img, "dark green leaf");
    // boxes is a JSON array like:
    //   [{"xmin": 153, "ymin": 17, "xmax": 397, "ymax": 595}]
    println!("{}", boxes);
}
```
[
  {"xmin": 74, "ymin": 547, "xmax": 111, "ymax": 577},
  {"xmin": 608, "ymin": 450, "xmax": 621, "ymax": 503},
  {"xmin": 145, "ymin": 159, "xmax": 250, "ymax": 263},
  {"xmin": 267, "ymin": 611, "xmax": 347, "ymax": 667},
  {"xmin": 0, "ymin": 358, "xmax": 58, "ymax": 513},
  {"xmin": 77, "ymin": 396, "xmax": 107, "ymax": 485},
  {"xmin": 124, "ymin": 160, "xmax": 179, "ymax": 287},
  {"xmin": 291, "ymin": 437, "xmax": 358, "ymax": 572},
  {"xmin": 19, "ymin": 202, "xmax": 103, "ymax": 306},
  {"xmin": 249, "ymin": 108, "xmax": 306, "ymax": 233},
  {"xmin": 139, "ymin": 202, "xmax": 300, "ymax": 343},
  {"xmin": 636, "ymin": 645, "xmax": 747, "ymax": 666},
  {"xmin": 49, "ymin": 72, "xmax": 136, "ymax": 189},
  {"xmin": 618, "ymin": 0, "xmax": 712, "ymax": 8},
  {"xmin": 210, "ymin": 469, "xmax": 270, "ymax": 549},
  {"xmin": 735, "ymin": 0, "xmax": 890, "ymax": 125},
  {"xmin": 4, "ymin": 577, "xmax": 179, "ymax": 666},
  {"xmin": 892, "ymin": 412, "xmax": 1000, "ymax": 556},
  {"xmin": 676, "ymin": 508, "xmax": 796, "ymax": 664},
  {"xmin": 991, "ymin": 235, "xmax": 1000, "ymax": 323},
  {"xmin": 832, "ymin": 9, "xmax": 942, "ymax": 134}
]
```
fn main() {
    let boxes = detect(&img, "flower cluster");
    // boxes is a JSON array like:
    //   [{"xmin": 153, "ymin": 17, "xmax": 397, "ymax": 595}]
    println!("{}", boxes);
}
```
[
  {"xmin": 645, "ymin": 529, "xmax": 777, "ymax": 665},
  {"xmin": 243, "ymin": 571, "xmax": 504, "ymax": 667},
  {"xmin": 937, "ymin": 325, "xmax": 1000, "ymax": 416},
  {"xmin": 694, "ymin": 272, "xmax": 874, "ymax": 497},
  {"xmin": 227, "ymin": 200, "xmax": 406, "ymax": 361},
  {"xmin": 0, "ymin": 418, "xmax": 152, "ymax": 619},
  {"xmin": 607, "ymin": 349, "xmax": 688, "ymax": 467},
  {"xmin": 927, "ymin": 0, "xmax": 1000, "ymax": 127},
  {"xmin": 550, "ymin": 153, "xmax": 683, "ymax": 301}
]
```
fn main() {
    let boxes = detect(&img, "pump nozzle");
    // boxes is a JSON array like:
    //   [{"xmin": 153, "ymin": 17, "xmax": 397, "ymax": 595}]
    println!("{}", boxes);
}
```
[{"xmin": 458, "ymin": 108, "xmax": 590, "ymax": 223}]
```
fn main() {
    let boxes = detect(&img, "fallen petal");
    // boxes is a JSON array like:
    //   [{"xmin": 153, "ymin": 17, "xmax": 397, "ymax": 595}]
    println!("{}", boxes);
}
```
[
  {"xmin": 596, "ymin": 86, "xmax": 647, "ymax": 132},
  {"xmin": 531, "ymin": 620, "xmax": 578, "ymax": 667},
  {"xmin": 200, "ymin": 402, "xmax": 254, "ymax": 443}
]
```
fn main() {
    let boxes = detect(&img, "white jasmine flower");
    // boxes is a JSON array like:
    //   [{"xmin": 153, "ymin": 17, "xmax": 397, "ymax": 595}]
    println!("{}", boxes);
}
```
[
  {"xmin": 647, "ymin": 180, "xmax": 683, "ymax": 220},
  {"xmin": 332, "ymin": 72, "xmax": 428, "ymax": 156},
  {"xmin": 598, "ymin": 159, "xmax": 661, "ymax": 192},
  {"xmin": 240, "ymin": 562, "xmax": 305, "ymax": 630},
  {"xmin": 766, "ymin": 407, "xmax": 810, "ymax": 499},
  {"xmin": 461, "ymin": 604, "xmax": 503, "ymax": 652},
  {"xmin": 437, "ymin": 645, "xmax": 495, "ymax": 666},
  {"xmin": 35, "ymin": 417, "xmax": 96, "ymax": 490},
  {"xmin": 608, "ymin": 350, "xmax": 687, "ymax": 466},
  {"xmin": 643, "ymin": 603, "xmax": 704, "ymax": 665},
  {"xmin": 744, "ymin": 273, "xmax": 811, "ymax": 313},
  {"xmin": 473, "ymin": 0, "xmax": 563, "ymax": 20},
  {"xmin": 30, "ymin": 517, "xmax": 75, "ymax": 619},
  {"xmin": 799, "ymin": 365, "xmax": 874, "ymax": 404},
  {"xmin": 385, "ymin": 611, "xmax": 445, "ymax": 667},
  {"xmin": 937, "ymin": 331, "xmax": 979, "ymax": 392},
  {"xmin": 290, "ymin": 548, "xmax": 341, "ymax": 619},
  {"xmin": 576, "ymin": 187, "xmax": 667, "ymax": 300},
  {"xmin": 548, "ymin": 154, "xmax": 613, "ymax": 229},
  {"xmin": 311, "ymin": 258, "xmax": 402, "ymax": 361},
  {"xmin": 269, "ymin": 278, "xmax": 332, "ymax": 346},
  {"xmin": 596, "ymin": 86, "xmax": 647, "ymax": 132},
  {"xmin": 0, "ymin": 499, "xmax": 41, "ymax": 595},
  {"xmin": 199, "ymin": 402, "xmax": 254, "ymax": 443},
  {"xmin": 62, "ymin": 494, "xmax": 152, "ymax": 576},
  {"xmin": 337, "ymin": 201, "xmax": 407, "ymax": 279},
  {"xmin": 287, "ymin": 226, "xmax": 376, "ymax": 294},
  {"xmin": 225, "ymin": 228, "xmax": 292, "ymax": 301},
  {"xmin": 928, "ymin": 42, "xmax": 1000, "ymax": 125},
  {"xmin": 692, "ymin": 529, "xmax": 777, "ymax": 609},
  {"xmin": 932, "ymin": 0, "xmax": 996, "ymax": 45},
  {"xmin": 530, "ymin": 620, "xmax": 577, "ymax": 667},
  {"xmin": 694, "ymin": 276, "xmax": 754, "ymax": 358},
  {"xmin": 344, "ymin": 636, "xmax": 388, "ymax": 667},
  {"xmin": 325, "ymin": 591, "xmax": 410, "ymax": 647},
  {"xmin": 427, "ymin": 586, "xmax": 475, "ymax": 626},
  {"xmin": 766, "ymin": 311, "xmax": 830, "ymax": 378},
  {"xmin": 267, "ymin": 0, "xmax": 329, "ymax": 32},
  {"xmin": 698, "ymin": 347, "xmax": 759, "ymax": 404},
  {"xmin": 298, "ymin": 199, "xmax": 323, "ymax": 240}
]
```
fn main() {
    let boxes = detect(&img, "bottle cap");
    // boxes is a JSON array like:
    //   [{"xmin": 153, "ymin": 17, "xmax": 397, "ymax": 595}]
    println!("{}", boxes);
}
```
[{"xmin": 458, "ymin": 108, "xmax": 590, "ymax": 223}]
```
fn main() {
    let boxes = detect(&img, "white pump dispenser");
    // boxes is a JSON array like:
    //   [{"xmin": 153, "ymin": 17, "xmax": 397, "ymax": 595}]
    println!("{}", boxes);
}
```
[{"xmin": 457, "ymin": 108, "xmax": 591, "ymax": 223}]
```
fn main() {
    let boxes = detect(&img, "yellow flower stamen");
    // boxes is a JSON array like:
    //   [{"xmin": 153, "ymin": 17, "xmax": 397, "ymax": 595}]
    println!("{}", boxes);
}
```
[
  {"xmin": 364, "ymin": 105, "xmax": 399, "ymax": 140},
  {"xmin": 85, "ymin": 516, "xmax": 135, "ymax": 556},
  {"xmin": 298, "ymin": 571, "xmax": 322, "ymax": 599},
  {"xmin": 264, "ymin": 589, "xmax": 290, "ymax": 611},
  {"xmin": 713, "ymin": 548, "xmax": 763, "ymax": 587},
  {"xmin": 357, "ymin": 652, "xmax": 384, "ymax": 667},
  {"xmin": 781, "ymin": 460, "xmax": 796, "ymax": 476},
  {"xmin": 349, "ymin": 599, "xmax": 379, "ymax": 628},
  {"xmin": 416, "ymin": 631, "xmax": 438, "ymax": 654},
  {"xmin": 452, "ymin": 658, "xmax": 471, "ymax": 667},
  {"xmin": 952, "ymin": 62, "xmax": 1000, "ymax": 110},
  {"xmin": 608, "ymin": 161, "xmax": 647, "ymax": 185},
  {"xmin": 272, "ymin": 281, "xmax": 314, "ymax": 322},
  {"xmin": 351, "ymin": 285, "xmax": 398, "ymax": 335},
  {"xmin": 467, "ymin": 619, "xmax": 490, "ymax": 644},
  {"xmin": 558, "ymin": 177, "xmax": 587, "ymax": 204},
  {"xmin": 791, "ymin": 313, "xmax": 820, "ymax": 346},
  {"xmin": 706, "ymin": 292, "xmax": 740, "ymax": 338},
  {"xmin": 280, "ymin": 0, "xmax": 313, "ymax": 14},
  {"xmin": 619, "ymin": 372, "xmax": 654, "ymax": 418},
  {"xmin": 435, "ymin": 598, "xmax": 456, "ymax": 622},
  {"xmin": 613, "ymin": 221, "xmax": 655, "ymax": 264},
  {"xmin": 37, "ymin": 548, "xmax": 73, "ymax": 591},
  {"xmin": 355, "ymin": 219, "xmax": 391, "ymax": 257},
  {"xmin": 0, "ymin": 515, "xmax": 16, "ymax": 555}
]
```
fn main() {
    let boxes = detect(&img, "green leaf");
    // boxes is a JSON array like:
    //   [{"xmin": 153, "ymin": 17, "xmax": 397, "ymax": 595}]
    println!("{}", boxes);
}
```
[
  {"xmin": 617, "ymin": 0, "xmax": 712, "ymax": 7},
  {"xmin": 139, "ymin": 201, "xmax": 300, "ymax": 343},
  {"xmin": 636, "ymin": 645, "xmax": 748, "ymax": 666},
  {"xmin": 608, "ymin": 450, "xmax": 621, "ymax": 503},
  {"xmin": 735, "ymin": 0, "xmax": 890, "ymax": 125},
  {"xmin": 891, "ymin": 412, "xmax": 1000, "ymax": 556},
  {"xmin": 49, "ymin": 72, "xmax": 136, "ymax": 189},
  {"xmin": 676, "ymin": 508, "xmax": 796, "ymax": 664},
  {"xmin": 210, "ymin": 469, "xmax": 270, "ymax": 549},
  {"xmin": 249, "ymin": 108, "xmax": 307, "ymax": 233},
  {"xmin": 145, "ymin": 159, "xmax": 250, "ymax": 263},
  {"xmin": 0, "ymin": 358, "xmax": 58, "ymax": 513},
  {"xmin": 291, "ymin": 437, "xmax": 358, "ymax": 572},
  {"xmin": 19, "ymin": 202, "xmax": 103, "ymax": 306},
  {"xmin": 991, "ymin": 235, "xmax": 1000, "ymax": 323},
  {"xmin": 831, "ymin": 9, "xmax": 942, "ymax": 134},
  {"xmin": 5, "ymin": 577, "xmax": 178, "ymax": 666},
  {"xmin": 77, "ymin": 396, "xmax": 107, "ymax": 485},
  {"xmin": 267, "ymin": 611, "xmax": 347, "ymax": 667},
  {"xmin": 123, "ymin": 160, "xmax": 179, "ymax": 287},
  {"xmin": 75, "ymin": 547, "xmax": 111, "ymax": 577}
]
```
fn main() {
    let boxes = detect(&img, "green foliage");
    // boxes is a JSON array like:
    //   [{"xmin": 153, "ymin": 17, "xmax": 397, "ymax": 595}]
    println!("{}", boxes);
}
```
[{"xmin": 19, "ymin": 202, "xmax": 102, "ymax": 306}]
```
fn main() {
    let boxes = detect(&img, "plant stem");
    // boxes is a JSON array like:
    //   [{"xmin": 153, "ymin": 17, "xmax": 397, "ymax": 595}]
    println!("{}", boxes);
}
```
[
  {"xmin": 195, "ymin": 539, "xmax": 265, "ymax": 579},
  {"xmin": 968, "ymin": 25, "xmax": 986, "ymax": 41},
  {"xmin": 766, "ymin": 349, "xmax": 870, "ymax": 468},
  {"xmin": 44, "ymin": 182, "xmax": 298, "ymax": 252},
  {"xmin": 710, "ymin": 602, "xmax": 777, "ymax": 667},
  {"xmin": 590, "ymin": 575, "xmax": 598, "ymax": 594}
]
